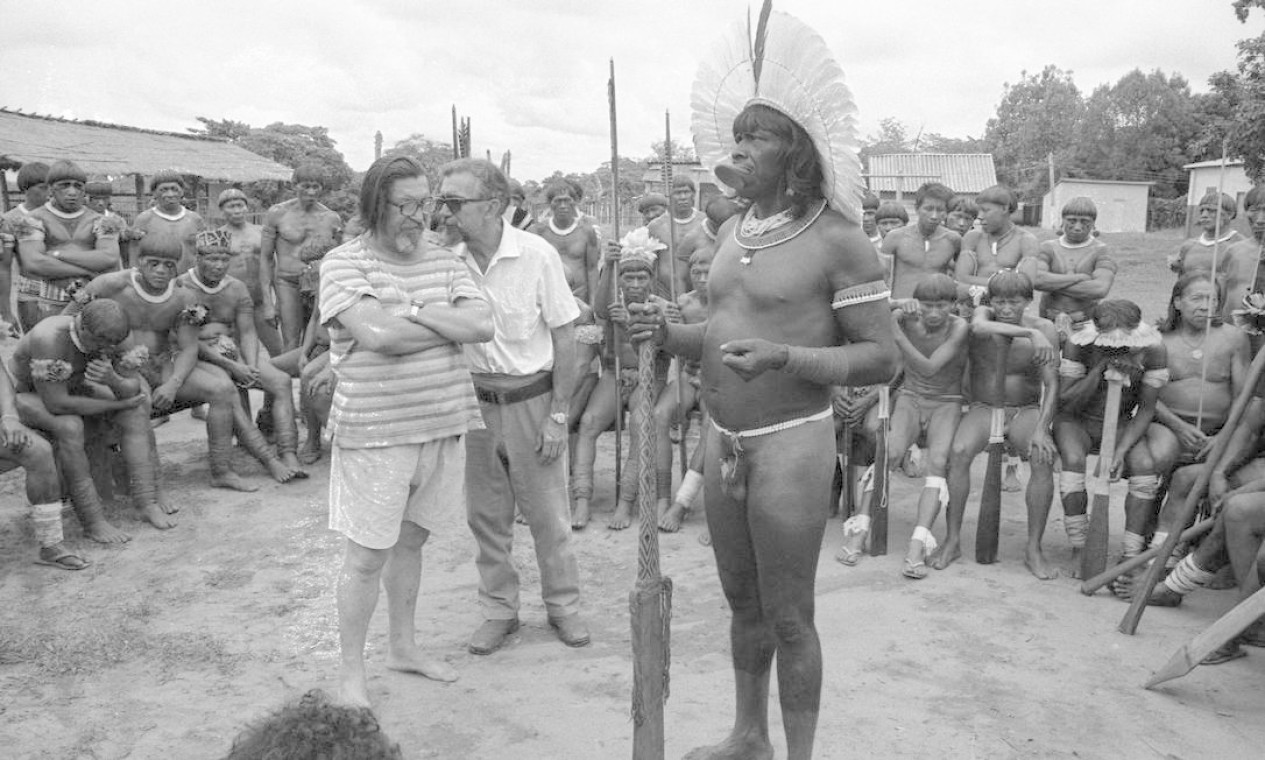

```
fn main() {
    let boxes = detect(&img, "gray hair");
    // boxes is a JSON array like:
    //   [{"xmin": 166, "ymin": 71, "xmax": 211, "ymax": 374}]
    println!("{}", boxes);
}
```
[{"xmin": 439, "ymin": 159, "xmax": 509, "ymax": 215}]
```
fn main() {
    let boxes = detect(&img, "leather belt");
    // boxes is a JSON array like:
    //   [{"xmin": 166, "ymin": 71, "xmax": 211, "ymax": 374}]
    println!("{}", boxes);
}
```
[{"xmin": 473, "ymin": 374, "xmax": 553, "ymax": 405}]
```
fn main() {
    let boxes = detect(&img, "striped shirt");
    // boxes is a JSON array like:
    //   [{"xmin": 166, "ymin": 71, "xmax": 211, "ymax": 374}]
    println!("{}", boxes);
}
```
[{"xmin": 319, "ymin": 235, "xmax": 486, "ymax": 449}]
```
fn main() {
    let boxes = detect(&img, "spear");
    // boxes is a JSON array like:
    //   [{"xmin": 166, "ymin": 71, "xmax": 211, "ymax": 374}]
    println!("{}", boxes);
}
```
[
  {"xmin": 451, "ymin": 106, "xmax": 459, "ymax": 160},
  {"xmin": 608, "ymin": 60, "xmax": 625, "ymax": 503},
  {"xmin": 1146, "ymin": 585, "xmax": 1265, "ymax": 688},
  {"xmin": 663, "ymin": 112, "xmax": 689, "ymax": 480}
]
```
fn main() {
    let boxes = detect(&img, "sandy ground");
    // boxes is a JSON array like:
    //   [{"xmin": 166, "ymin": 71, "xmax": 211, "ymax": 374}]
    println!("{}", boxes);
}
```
[{"xmin": 2, "ymin": 230, "xmax": 1264, "ymax": 759}]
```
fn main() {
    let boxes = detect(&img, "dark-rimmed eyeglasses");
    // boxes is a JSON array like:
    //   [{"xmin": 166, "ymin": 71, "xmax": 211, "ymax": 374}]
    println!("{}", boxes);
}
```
[
  {"xmin": 389, "ymin": 198, "xmax": 438, "ymax": 217},
  {"xmin": 435, "ymin": 196, "xmax": 494, "ymax": 213}
]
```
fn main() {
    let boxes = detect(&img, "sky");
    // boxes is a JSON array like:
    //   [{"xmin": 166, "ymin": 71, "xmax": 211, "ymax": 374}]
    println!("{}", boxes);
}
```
[{"xmin": 0, "ymin": 1, "xmax": 1258, "ymax": 183}]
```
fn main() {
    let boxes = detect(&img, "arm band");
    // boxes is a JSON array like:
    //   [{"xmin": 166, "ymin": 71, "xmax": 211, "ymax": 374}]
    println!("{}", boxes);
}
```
[
  {"xmin": 832, "ymin": 280, "xmax": 890, "ymax": 310},
  {"xmin": 1142, "ymin": 368, "xmax": 1170, "ymax": 388},
  {"xmin": 1059, "ymin": 358, "xmax": 1086, "ymax": 379},
  {"xmin": 782, "ymin": 345, "xmax": 852, "ymax": 386},
  {"xmin": 662, "ymin": 322, "xmax": 706, "ymax": 362}
]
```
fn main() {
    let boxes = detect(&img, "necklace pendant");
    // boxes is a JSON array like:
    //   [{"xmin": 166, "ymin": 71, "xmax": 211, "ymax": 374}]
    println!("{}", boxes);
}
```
[
  {"xmin": 1191, "ymin": 348, "xmax": 1203, "ymax": 360},
  {"xmin": 740, "ymin": 254, "xmax": 751, "ymax": 265}
]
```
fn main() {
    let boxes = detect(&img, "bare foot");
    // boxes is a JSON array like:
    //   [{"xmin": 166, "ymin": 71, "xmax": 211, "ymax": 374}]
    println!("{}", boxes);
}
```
[
  {"xmin": 265, "ymin": 458, "xmax": 302, "ymax": 484},
  {"xmin": 836, "ymin": 530, "xmax": 867, "ymax": 566},
  {"xmin": 139, "ymin": 501, "xmax": 177, "ymax": 530},
  {"xmin": 1069, "ymin": 547, "xmax": 1084, "ymax": 580},
  {"xmin": 212, "ymin": 471, "xmax": 260, "ymax": 492},
  {"xmin": 1024, "ymin": 546, "xmax": 1059, "ymax": 580},
  {"xmin": 298, "ymin": 436, "xmax": 322, "ymax": 465},
  {"xmin": 279, "ymin": 452, "xmax": 309, "ymax": 479},
  {"xmin": 386, "ymin": 648, "xmax": 459, "ymax": 683},
  {"xmin": 85, "ymin": 519, "xmax": 131, "ymax": 544},
  {"xmin": 929, "ymin": 539, "xmax": 961, "ymax": 570},
  {"xmin": 571, "ymin": 499, "xmax": 590, "ymax": 530},
  {"xmin": 658, "ymin": 499, "xmax": 688, "ymax": 532},
  {"xmin": 608, "ymin": 500, "xmax": 634, "ymax": 530},
  {"xmin": 158, "ymin": 500, "xmax": 178, "ymax": 515},
  {"xmin": 337, "ymin": 671, "xmax": 372, "ymax": 709},
  {"xmin": 682, "ymin": 734, "xmax": 774, "ymax": 760},
  {"xmin": 698, "ymin": 529, "xmax": 711, "ymax": 547},
  {"xmin": 515, "ymin": 510, "xmax": 528, "ymax": 525},
  {"xmin": 1002, "ymin": 464, "xmax": 1022, "ymax": 492}
]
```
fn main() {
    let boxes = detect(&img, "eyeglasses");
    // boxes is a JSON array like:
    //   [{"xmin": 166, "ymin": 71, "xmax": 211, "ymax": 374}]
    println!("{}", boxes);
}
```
[
  {"xmin": 389, "ymin": 198, "xmax": 438, "ymax": 217},
  {"xmin": 435, "ymin": 196, "xmax": 495, "ymax": 213}
]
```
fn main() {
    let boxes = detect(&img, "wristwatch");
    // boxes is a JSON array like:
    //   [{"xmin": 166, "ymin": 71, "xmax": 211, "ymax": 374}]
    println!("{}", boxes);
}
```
[{"xmin": 549, "ymin": 412, "xmax": 567, "ymax": 425}]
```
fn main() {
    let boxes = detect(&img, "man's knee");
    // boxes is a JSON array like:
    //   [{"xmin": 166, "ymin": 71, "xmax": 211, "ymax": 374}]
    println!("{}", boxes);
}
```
[
  {"xmin": 50, "ymin": 414, "xmax": 85, "ymax": 443},
  {"xmin": 1224, "ymin": 495, "xmax": 1264, "ymax": 528},
  {"xmin": 1059, "ymin": 470, "xmax": 1086, "ymax": 498},
  {"xmin": 343, "ymin": 541, "xmax": 389, "ymax": 578},
  {"xmin": 769, "ymin": 611, "xmax": 814, "ymax": 647},
  {"xmin": 395, "ymin": 520, "xmax": 430, "ymax": 551},
  {"xmin": 1128, "ymin": 474, "xmax": 1161, "ymax": 502}
]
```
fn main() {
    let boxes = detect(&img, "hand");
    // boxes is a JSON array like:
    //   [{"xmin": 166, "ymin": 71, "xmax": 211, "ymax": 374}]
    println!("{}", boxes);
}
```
[
  {"xmin": 230, "ymin": 363, "xmax": 262, "ymax": 387},
  {"xmin": 295, "ymin": 352, "xmax": 309, "ymax": 375},
  {"xmin": 152, "ymin": 382, "xmax": 178, "ymax": 411},
  {"xmin": 536, "ymin": 415, "xmax": 567, "ymax": 464},
  {"xmin": 118, "ymin": 392, "xmax": 147, "ymax": 410},
  {"xmin": 892, "ymin": 298, "xmax": 921, "ymax": 317},
  {"xmin": 1209, "ymin": 470, "xmax": 1231, "ymax": 509},
  {"xmin": 1108, "ymin": 446, "xmax": 1127, "ymax": 480},
  {"xmin": 84, "ymin": 357, "xmax": 120, "ymax": 387},
  {"xmin": 307, "ymin": 372, "xmax": 334, "ymax": 399},
  {"xmin": 719, "ymin": 338, "xmax": 787, "ymax": 382},
  {"xmin": 625, "ymin": 300, "xmax": 666, "ymax": 344},
  {"xmin": 837, "ymin": 389, "xmax": 877, "ymax": 425},
  {"xmin": 1028, "ymin": 330, "xmax": 1057, "ymax": 367},
  {"xmin": 1028, "ymin": 430, "xmax": 1058, "ymax": 465},
  {"xmin": 651, "ymin": 295, "xmax": 682, "ymax": 325},
  {"xmin": 603, "ymin": 240, "xmax": 622, "ymax": 265},
  {"xmin": 1174, "ymin": 421, "xmax": 1209, "ymax": 457},
  {"xmin": 608, "ymin": 303, "xmax": 630, "ymax": 326},
  {"xmin": 0, "ymin": 415, "xmax": 29, "ymax": 453}
]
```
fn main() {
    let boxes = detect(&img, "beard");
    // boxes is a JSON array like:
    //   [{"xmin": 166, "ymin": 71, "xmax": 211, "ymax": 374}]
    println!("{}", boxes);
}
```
[{"xmin": 392, "ymin": 225, "xmax": 427, "ymax": 254}]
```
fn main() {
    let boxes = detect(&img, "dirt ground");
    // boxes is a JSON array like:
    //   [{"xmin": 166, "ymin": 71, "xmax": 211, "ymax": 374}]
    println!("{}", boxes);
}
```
[{"xmin": 2, "ymin": 229, "xmax": 1264, "ymax": 760}]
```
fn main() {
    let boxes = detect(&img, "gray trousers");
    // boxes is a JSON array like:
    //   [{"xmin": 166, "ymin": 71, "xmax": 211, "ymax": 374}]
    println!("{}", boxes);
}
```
[{"xmin": 466, "ymin": 392, "xmax": 581, "ymax": 621}]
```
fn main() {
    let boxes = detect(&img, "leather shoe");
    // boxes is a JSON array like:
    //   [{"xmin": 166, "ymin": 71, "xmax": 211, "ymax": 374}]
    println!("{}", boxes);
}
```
[
  {"xmin": 549, "ymin": 615, "xmax": 591, "ymax": 648},
  {"xmin": 468, "ymin": 618, "xmax": 520, "ymax": 655}
]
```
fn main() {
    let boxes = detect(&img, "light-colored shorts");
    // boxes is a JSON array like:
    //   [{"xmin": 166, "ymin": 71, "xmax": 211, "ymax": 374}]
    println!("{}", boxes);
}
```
[{"xmin": 329, "ymin": 435, "xmax": 465, "ymax": 549}]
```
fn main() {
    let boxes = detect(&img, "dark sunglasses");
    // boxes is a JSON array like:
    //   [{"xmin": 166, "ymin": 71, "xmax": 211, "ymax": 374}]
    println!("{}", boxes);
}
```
[{"xmin": 434, "ymin": 196, "xmax": 494, "ymax": 213}]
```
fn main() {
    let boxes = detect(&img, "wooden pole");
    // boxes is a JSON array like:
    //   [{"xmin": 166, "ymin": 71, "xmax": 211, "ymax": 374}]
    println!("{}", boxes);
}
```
[
  {"xmin": 838, "ymin": 421, "xmax": 853, "ymax": 519},
  {"xmin": 976, "ymin": 336, "xmax": 1012, "ymax": 564},
  {"xmin": 1119, "ymin": 341, "xmax": 1265, "ymax": 633},
  {"xmin": 663, "ymin": 112, "xmax": 689, "ymax": 480},
  {"xmin": 608, "ymin": 60, "xmax": 625, "ymax": 503},
  {"xmin": 1146, "ymin": 585, "xmax": 1265, "ymax": 689},
  {"xmin": 451, "ymin": 106, "xmax": 460, "ymax": 160},
  {"xmin": 1081, "ymin": 517, "xmax": 1215, "ymax": 595},
  {"xmin": 1081, "ymin": 371, "xmax": 1124, "ymax": 580},
  {"xmin": 870, "ymin": 387, "xmax": 890, "ymax": 556},
  {"xmin": 629, "ymin": 310, "xmax": 672, "ymax": 760}
]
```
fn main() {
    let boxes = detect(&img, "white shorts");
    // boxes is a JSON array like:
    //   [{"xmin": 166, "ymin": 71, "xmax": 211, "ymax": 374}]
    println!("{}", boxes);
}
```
[{"xmin": 329, "ymin": 436, "xmax": 465, "ymax": 549}]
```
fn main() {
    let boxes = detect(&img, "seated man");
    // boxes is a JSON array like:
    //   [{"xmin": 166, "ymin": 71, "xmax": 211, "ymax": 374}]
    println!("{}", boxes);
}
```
[
  {"xmin": 573, "ymin": 232, "xmax": 671, "ymax": 530},
  {"xmin": 884, "ymin": 182, "xmax": 961, "ymax": 299},
  {"xmin": 935, "ymin": 270, "xmax": 1061, "ymax": 579},
  {"xmin": 1169, "ymin": 191, "xmax": 1245, "ymax": 276},
  {"xmin": 647, "ymin": 176, "xmax": 707, "ymax": 298},
  {"xmin": 654, "ymin": 245, "xmax": 715, "ymax": 532},
  {"xmin": 1026, "ymin": 196, "xmax": 1115, "ymax": 340},
  {"xmin": 945, "ymin": 196, "xmax": 978, "ymax": 236},
  {"xmin": 70, "ymin": 237, "xmax": 300, "ymax": 491},
  {"xmin": 272, "ymin": 303, "xmax": 333, "ymax": 465},
  {"xmin": 178, "ymin": 230, "xmax": 306, "ymax": 477},
  {"xmin": 954, "ymin": 184, "xmax": 1039, "ymax": 311},
  {"xmin": 1054, "ymin": 299, "xmax": 1168, "ymax": 577},
  {"xmin": 12, "ymin": 298, "xmax": 163, "ymax": 534},
  {"xmin": 217, "ymin": 188, "xmax": 283, "ymax": 357},
  {"xmin": 856, "ymin": 276, "xmax": 969, "ymax": 577},
  {"xmin": 0, "ymin": 357, "xmax": 87, "ymax": 569},
  {"xmin": 669, "ymin": 195, "xmax": 741, "ymax": 299},
  {"xmin": 14, "ymin": 160, "xmax": 125, "ymax": 331}
]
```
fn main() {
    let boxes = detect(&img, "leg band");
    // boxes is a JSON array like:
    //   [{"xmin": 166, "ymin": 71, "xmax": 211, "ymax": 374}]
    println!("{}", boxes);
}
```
[
  {"xmin": 1064, "ymin": 513, "xmax": 1089, "ymax": 548},
  {"xmin": 1161, "ymin": 554, "xmax": 1216, "ymax": 595},
  {"xmin": 1059, "ymin": 470, "xmax": 1086, "ymax": 497},
  {"xmin": 1149, "ymin": 531, "xmax": 1169, "ymax": 551},
  {"xmin": 1122, "ymin": 530, "xmax": 1147, "ymax": 558},
  {"xmin": 1127, "ymin": 474, "xmax": 1160, "ymax": 500},
  {"xmin": 674, "ymin": 469, "xmax": 703, "ymax": 507},
  {"xmin": 843, "ymin": 514, "xmax": 871, "ymax": 536},
  {"xmin": 924, "ymin": 475, "xmax": 949, "ymax": 507},
  {"xmin": 30, "ymin": 501, "xmax": 64, "ymax": 548},
  {"xmin": 912, "ymin": 525, "xmax": 938, "ymax": 554}
]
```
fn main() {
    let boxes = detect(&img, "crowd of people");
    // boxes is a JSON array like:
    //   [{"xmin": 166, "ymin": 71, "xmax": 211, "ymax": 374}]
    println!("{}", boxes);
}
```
[{"xmin": 6, "ymin": 82, "xmax": 1265, "ymax": 760}]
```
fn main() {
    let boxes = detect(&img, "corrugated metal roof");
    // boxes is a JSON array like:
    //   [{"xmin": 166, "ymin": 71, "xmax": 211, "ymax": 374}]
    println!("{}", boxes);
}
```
[
  {"xmin": 866, "ymin": 153, "xmax": 997, "ymax": 194},
  {"xmin": 1183, "ymin": 158, "xmax": 1244, "ymax": 170},
  {"xmin": 0, "ymin": 109, "xmax": 292, "ymax": 181}
]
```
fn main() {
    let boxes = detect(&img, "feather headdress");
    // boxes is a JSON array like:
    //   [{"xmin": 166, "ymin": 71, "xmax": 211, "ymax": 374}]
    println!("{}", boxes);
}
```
[
  {"xmin": 691, "ymin": 1, "xmax": 863, "ymax": 222},
  {"xmin": 618, "ymin": 227, "xmax": 664, "ymax": 273}
]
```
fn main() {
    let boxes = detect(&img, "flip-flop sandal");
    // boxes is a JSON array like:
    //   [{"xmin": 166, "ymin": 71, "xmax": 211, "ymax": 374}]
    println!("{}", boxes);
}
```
[
  {"xmin": 698, "ymin": 531, "xmax": 711, "ymax": 547},
  {"xmin": 836, "ymin": 546, "xmax": 863, "ymax": 566},
  {"xmin": 34, "ymin": 546, "xmax": 89, "ymax": 571},
  {"xmin": 902, "ymin": 558, "xmax": 929, "ymax": 580},
  {"xmin": 1201, "ymin": 641, "xmax": 1247, "ymax": 666}
]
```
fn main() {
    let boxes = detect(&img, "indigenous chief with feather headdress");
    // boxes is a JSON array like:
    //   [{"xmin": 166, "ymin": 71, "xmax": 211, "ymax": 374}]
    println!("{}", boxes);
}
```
[{"xmin": 629, "ymin": 5, "xmax": 898, "ymax": 758}]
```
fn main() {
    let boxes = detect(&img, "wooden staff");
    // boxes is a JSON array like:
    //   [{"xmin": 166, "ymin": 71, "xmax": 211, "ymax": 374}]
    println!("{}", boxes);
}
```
[
  {"xmin": 1081, "ymin": 369, "xmax": 1124, "ymax": 580},
  {"xmin": 1145, "ymin": 585, "xmax": 1265, "ymax": 689},
  {"xmin": 608, "ymin": 59, "xmax": 625, "ymax": 502},
  {"xmin": 1195, "ymin": 138, "xmax": 1231, "ymax": 430},
  {"xmin": 838, "ymin": 420, "xmax": 854, "ymax": 518},
  {"xmin": 1081, "ymin": 516, "xmax": 1215, "ymax": 595},
  {"xmin": 976, "ymin": 336, "xmax": 1012, "ymax": 564},
  {"xmin": 869, "ymin": 386, "xmax": 890, "ymax": 556},
  {"xmin": 451, "ymin": 106, "xmax": 460, "ymax": 160},
  {"xmin": 1119, "ymin": 340, "xmax": 1265, "ymax": 634},
  {"xmin": 663, "ymin": 112, "xmax": 689, "ymax": 479},
  {"xmin": 629, "ymin": 291, "xmax": 672, "ymax": 759}
]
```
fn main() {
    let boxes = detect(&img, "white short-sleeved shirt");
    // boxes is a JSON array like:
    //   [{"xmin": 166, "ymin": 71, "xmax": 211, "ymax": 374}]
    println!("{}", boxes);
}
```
[{"xmin": 460, "ymin": 225, "xmax": 580, "ymax": 376}]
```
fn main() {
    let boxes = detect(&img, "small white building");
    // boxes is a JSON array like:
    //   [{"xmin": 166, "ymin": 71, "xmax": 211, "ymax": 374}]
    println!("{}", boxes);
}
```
[
  {"xmin": 1042, "ymin": 179, "xmax": 1152, "ymax": 233},
  {"xmin": 1183, "ymin": 159, "xmax": 1254, "ymax": 237}
]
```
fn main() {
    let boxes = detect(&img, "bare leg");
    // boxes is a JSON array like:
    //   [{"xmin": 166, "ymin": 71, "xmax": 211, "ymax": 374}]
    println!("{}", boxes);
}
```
[
  {"xmin": 336, "ymin": 537, "xmax": 390, "ymax": 708},
  {"xmin": 275, "ymin": 277, "xmax": 306, "ymax": 352},
  {"xmin": 610, "ymin": 385, "xmax": 643, "ymax": 531},
  {"xmin": 383, "ymin": 521, "xmax": 457, "ymax": 682},
  {"xmin": 572, "ymin": 373, "xmax": 618, "ymax": 529},
  {"xmin": 114, "ymin": 397, "xmax": 175, "ymax": 530},
  {"xmin": 933, "ymin": 409, "xmax": 989, "ymax": 570},
  {"xmin": 260, "ymin": 360, "xmax": 305, "ymax": 476}
]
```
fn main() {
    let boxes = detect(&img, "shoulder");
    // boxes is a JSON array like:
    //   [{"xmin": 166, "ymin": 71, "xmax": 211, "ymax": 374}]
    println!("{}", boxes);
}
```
[
  {"xmin": 133, "ymin": 209, "xmax": 155, "ymax": 223},
  {"xmin": 813, "ymin": 210, "xmax": 886, "ymax": 282},
  {"xmin": 961, "ymin": 229, "xmax": 983, "ymax": 247},
  {"xmin": 187, "ymin": 210, "xmax": 205, "ymax": 223},
  {"xmin": 87, "ymin": 270, "xmax": 130, "ymax": 294}
]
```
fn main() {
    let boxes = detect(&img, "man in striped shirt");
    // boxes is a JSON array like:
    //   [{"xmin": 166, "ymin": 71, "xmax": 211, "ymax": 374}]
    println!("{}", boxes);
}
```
[
  {"xmin": 436, "ymin": 158, "xmax": 590, "ymax": 655},
  {"xmin": 319, "ymin": 155, "xmax": 493, "ymax": 708}
]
